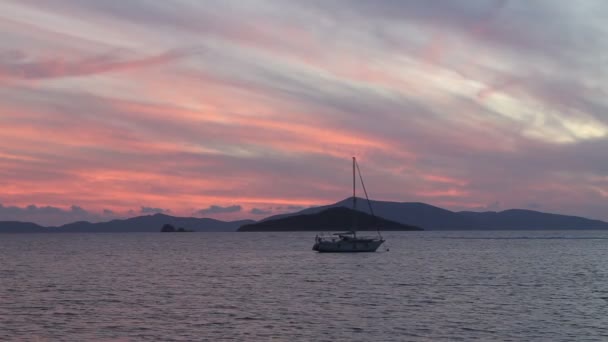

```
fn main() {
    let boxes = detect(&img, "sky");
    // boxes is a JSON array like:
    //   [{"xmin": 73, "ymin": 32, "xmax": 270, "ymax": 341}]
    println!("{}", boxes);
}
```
[{"xmin": 1, "ymin": 0, "xmax": 607, "ymax": 226}]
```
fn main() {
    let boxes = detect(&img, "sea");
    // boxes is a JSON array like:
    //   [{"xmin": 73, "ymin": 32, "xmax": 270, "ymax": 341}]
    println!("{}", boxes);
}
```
[{"xmin": 1, "ymin": 230, "xmax": 608, "ymax": 341}]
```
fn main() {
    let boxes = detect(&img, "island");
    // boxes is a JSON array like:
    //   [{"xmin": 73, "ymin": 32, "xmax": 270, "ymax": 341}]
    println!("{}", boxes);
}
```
[{"xmin": 238, "ymin": 207, "xmax": 422, "ymax": 232}]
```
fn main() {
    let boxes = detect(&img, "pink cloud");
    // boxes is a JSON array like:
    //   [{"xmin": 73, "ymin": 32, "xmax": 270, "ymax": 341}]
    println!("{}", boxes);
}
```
[
  {"xmin": 0, "ymin": 49, "xmax": 188, "ymax": 84},
  {"xmin": 1, "ymin": 1, "xmax": 607, "ymax": 226},
  {"xmin": 476, "ymin": 76, "xmax": 520, "ymax": 100}
]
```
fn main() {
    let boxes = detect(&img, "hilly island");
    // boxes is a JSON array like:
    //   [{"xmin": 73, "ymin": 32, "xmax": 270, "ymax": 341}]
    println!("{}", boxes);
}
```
[
  {"xmin": 2, "ymin": 197, "xmax": 608, "ymax": 233},
  {"xmin": 238, "ymin": 207, "xmax": 422, "ymax": 232}
]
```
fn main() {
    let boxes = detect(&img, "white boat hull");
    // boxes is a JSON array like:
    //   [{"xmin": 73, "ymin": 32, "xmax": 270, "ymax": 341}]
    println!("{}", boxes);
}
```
[{"xmin": 313, "ymin": 238, "xmax": 384, "ymax": 253}]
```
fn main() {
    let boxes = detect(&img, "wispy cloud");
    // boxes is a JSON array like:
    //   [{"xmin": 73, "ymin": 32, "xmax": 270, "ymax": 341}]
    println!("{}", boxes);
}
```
[
  {"xmin": 0, "ymin": 49, "xmax": 188, "ymax": 83},
  {"xmin": 196, "ymin": 205, "xmax": 243, "ymax": 216},
  {"xmin": 1, "ymin": 0, "xmax": 607, "ymax": 224},
  {"xmin": 140, "ymin": 206, "xmax": 170, "ymax": 214},
  {"xmin": 250, "ymin": 208, "xmax": 272, "ymax": 215}
]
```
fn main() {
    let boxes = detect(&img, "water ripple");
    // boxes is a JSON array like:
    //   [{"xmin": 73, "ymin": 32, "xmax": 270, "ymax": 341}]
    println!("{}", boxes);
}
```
[{"xmin": 1, "ymin": 231, "xmax": 608, "ymax": 341}]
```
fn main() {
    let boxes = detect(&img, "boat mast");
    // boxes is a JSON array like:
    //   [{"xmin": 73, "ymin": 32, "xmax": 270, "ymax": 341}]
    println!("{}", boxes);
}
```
[
  {"xmin": 355, "ymin": 158, "xmax": 382, "ymax": 240},
  {"xmin": 352, "ymin": 156, "xmax": 357, "ymax": 237}
]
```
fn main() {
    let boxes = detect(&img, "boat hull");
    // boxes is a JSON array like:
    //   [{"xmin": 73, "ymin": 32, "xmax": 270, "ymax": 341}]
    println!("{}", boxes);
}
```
[{"xmin": 313, "ymin": 239, "xmax": 384, "ymax": 253}]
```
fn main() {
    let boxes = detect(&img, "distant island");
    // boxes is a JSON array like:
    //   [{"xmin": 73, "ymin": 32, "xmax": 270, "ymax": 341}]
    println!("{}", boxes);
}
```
[
  {"xmin": 2, "ymin": 197, "xmax": 608, "ymax": 233},
  {"xmin": 0, "ymin": 213, "xmax": 254, "ymax": 233},
  {"xmin": 238, "ymin": 207, "xmax": 422, "ymax": 232}
]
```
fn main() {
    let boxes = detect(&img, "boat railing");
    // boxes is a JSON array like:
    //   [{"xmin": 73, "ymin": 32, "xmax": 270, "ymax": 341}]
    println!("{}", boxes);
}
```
[{"xmin": 315, "ymin": 233, "xmax": 382, "ymax": 242}]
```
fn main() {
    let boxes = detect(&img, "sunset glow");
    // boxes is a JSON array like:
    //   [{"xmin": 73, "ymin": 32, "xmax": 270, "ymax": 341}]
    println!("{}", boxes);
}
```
[{"xmin": 1, "ymin": 1, "xmax": 607, "ymax": 225}]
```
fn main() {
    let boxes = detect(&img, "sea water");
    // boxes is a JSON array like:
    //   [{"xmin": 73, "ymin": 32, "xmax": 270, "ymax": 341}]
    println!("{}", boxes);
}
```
[{"xmin": 1, "ymin": 231, "xmax": 608, "ymax": 341}]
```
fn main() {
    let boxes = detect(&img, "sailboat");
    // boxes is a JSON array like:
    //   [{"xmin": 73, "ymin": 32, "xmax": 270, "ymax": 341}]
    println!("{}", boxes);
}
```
[{"xmin": 312, "ymin": 157, "xmax": 385, "ymax": 253}]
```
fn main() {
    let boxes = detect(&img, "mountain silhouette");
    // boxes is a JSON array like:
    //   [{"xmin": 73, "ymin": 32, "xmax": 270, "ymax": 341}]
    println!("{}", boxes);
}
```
[
  {"xmin": 458, "ymin": 209, "xmax": 608, "ymax": 230},
  {"xmin": 238, "ymin": 207, "xmax": 422, "ymax": 232},
  {"xmin": 3, "ymin": 198, "xmax": 608, "ymax": 232},
  {"xmin": 261, "ymin": 197, "xmax": 608, "ymax": 230},
  {"xmin": 262, "ymin": 197, "xmax": 473, "ymax": 229},
  {"xmin": 0, "ymin": 221, "xmax": 46, "ymax": 233},
  {"xmin": 0, "ymin": 213, "xmax": 254, "ymax": 233}
]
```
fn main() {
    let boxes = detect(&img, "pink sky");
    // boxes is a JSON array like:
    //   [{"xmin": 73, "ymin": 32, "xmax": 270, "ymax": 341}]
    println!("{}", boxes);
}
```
[{"xmin": 1, "ymin": 1, "xmax": 607, "ymax": 225}]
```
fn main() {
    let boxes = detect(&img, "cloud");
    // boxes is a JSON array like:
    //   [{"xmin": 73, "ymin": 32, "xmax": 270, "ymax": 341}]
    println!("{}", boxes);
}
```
[
  {"xmin": 1, "ymin": 1, "xmax": 608, "ymax": 224},
  {"xmin": 470, "ymin": 201, "xmax": 502, "ymax": 212},
  {"xmin": 250, "ymin": 208, "xmax": 272, "ymax": 215},
  {"xmin": 140, "ymin": 206, "xmax": 170, "ymax": 214},
  {"xmin": 0, "ymin": 203, "xmax": 118, "ymax": 226},
  {"xmin": 70, "ymin": 205, "xmax": 88, "ymax": 215},
  {"xmin": 476, "ymin": 76, "xmax": 520, "ymax": 100},
  {"xmin": 0, "ymin": 50, "xmax": 187, "ymax": 80},
  {"xmin": 274, "ymin": 205, "xmax": 307, "ymax": 212},
  {"xmin": 196, "ymin": 205, "xmax": 242, "ymax": 215},
  {"xmin": 0, "ymin": 48, "xmax": 189, "ymax": 83}
]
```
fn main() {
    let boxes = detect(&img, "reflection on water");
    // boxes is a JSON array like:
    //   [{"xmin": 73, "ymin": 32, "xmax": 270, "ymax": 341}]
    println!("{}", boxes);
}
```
[{"xmin": 1, "ymin": 231, "xmax": 608, "ymax": 341}]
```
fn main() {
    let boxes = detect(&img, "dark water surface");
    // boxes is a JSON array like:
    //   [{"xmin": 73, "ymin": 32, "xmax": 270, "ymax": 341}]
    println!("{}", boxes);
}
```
[{"xmin": 1, "ymin": 231, "xmax": 608, "ymax": 341}]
